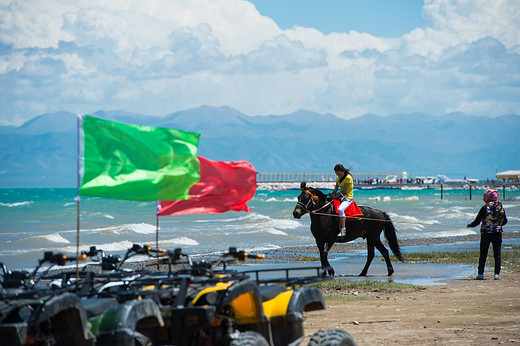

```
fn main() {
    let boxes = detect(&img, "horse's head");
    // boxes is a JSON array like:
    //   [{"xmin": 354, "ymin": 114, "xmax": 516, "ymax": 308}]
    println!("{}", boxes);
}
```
[{"xmin": 292, "ymin": 184, "xmax": 323, "ymax": 219}]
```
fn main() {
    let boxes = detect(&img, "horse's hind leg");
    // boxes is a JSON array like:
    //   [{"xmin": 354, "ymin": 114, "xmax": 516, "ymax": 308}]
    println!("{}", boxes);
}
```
[
  {"xmin": 375, "ymin": 240, "xmax": 394, "ymax": 276},
  {"xmin": 360, "ymin": 240, "xmax": 375, "ymax": 276}
]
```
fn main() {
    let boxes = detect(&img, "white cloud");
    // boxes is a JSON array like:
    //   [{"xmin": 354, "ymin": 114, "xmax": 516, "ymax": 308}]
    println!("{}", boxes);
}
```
[
  {"xmin": 0, "ymin": 0, "xmax": 519, "ymax": 125},
  {"xmin": 0, "ymin": 0, "xmax": 75, "ymax": 49},
  {"xmin": 402, "ymin": 0, "xmax": 520, "ymax": 58}
]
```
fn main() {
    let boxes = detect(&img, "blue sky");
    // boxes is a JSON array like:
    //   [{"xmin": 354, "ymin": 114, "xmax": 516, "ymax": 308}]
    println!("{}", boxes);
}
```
[
  {"xmin": 0, "ymin": 0, "xmax": 519, "ymax": 126},
  {"xmin": 249, "ymin": 0, "xmax": 426, "ymax": 36}
]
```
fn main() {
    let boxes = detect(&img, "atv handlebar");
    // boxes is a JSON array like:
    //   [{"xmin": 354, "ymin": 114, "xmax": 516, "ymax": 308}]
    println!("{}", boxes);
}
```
[
  {"xmin": 39, "ymin": 251, "xmax": 87, "ymax": 266},
  {"xmin": 128, "ymin": 244, "xmax": 166, "ymax": 255},
  {"xmin": 226, "ymin": 247, "xmax": 265, "ymax": 261}
]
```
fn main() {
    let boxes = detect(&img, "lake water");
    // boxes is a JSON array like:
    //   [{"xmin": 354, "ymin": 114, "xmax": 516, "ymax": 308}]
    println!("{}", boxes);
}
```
[{"xmin": 1, "ymin": 187, "xmax": 519, "ymax": 284}]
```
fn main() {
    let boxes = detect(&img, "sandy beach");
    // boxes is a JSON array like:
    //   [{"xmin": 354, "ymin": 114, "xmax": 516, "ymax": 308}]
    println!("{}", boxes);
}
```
[
  {"xmin": 285, "ymin": 234, "xmax": 520, "ymax": 345},
  {"xmin": 302, "ymin": 268, "xmax": 520, "ymax": 345},
  {"xmin": 131, "ymin": 233, "xmax": 519, "ymax": 345}
]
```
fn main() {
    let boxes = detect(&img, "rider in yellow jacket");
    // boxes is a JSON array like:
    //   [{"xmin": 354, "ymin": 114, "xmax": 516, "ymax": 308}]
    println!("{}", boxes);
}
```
[{"xmin": 331, "ymin": 164, "xmax": 354, "ymax": 237}]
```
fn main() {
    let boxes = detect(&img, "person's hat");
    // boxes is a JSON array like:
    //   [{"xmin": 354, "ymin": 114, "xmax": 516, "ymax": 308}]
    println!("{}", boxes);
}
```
[{"xmin": 483, "ymin": 189, "xmax": 498, "ymax": 202}]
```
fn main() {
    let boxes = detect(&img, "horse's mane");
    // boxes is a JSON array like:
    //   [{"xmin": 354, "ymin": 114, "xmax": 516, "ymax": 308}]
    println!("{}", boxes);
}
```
[{"xmin": 307, "ymin": 187, "xmax": 326, "ymax": 199}]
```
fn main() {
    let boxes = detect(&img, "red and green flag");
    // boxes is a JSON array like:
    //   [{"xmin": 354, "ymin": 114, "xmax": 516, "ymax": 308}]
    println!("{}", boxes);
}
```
[
  {"xmin": 79, "ymin": 115, "xmax": 200, "ymax": 201},
  {"xmin": 158, "ymin": 156, "xmax": 257, "ymax": 215},
  {"xmin": 78, "ymin": 115, "xmax": 257, "ymax": 214}
]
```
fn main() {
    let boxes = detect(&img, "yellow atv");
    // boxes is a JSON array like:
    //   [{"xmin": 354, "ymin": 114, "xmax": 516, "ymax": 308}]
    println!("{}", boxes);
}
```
[{"xmin": 167, "ymin": 247, "xmax": 356, "ymax": 345}]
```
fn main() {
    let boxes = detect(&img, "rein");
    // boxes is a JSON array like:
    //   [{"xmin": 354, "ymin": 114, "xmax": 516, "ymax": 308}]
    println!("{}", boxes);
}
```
[
  {"xmin": 299, "ymin": 189, "xmax": 461, "ymax": 227},
  {"xmin": 309, "ymin": 210, "xmax": 464, "ymax": 228},
  {"xmin": 300, "ymin": 190, "xmax": 462, "ymax": 227},
  {"xmin": 312, "ymin": 200, "xmax": 333, "ymax": 213}
]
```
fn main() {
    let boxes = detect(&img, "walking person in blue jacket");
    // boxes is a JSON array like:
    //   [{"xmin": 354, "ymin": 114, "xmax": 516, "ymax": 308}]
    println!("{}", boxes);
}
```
[{"xmin": 467, "ymin": 189, "xmax": 508, "ymax": 280}]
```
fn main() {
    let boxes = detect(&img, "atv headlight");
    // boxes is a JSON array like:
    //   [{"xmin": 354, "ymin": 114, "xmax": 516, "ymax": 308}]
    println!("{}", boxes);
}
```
[
  {"xmin": 204, "ymin": 291, "xmax": 218, "ymax": 305},
  {"xmin": 18, "ymin": 305, "xmax": 33, "ymax": 321}
]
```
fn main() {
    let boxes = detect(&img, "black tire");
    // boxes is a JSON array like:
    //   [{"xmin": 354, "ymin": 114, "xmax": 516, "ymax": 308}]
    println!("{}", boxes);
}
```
[
  {"xmin": 230, "ymin": 331, "xmax": 269, "ymax": 346},
  {"xmin": 308, "ymin": 329, "xmax": 356, "ymax": 346}
]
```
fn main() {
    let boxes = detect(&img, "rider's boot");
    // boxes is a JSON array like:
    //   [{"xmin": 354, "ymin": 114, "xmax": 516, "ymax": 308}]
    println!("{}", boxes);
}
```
[{"xmin": 338, "ymin": 217, "xmax": 346, "ymax": 237}]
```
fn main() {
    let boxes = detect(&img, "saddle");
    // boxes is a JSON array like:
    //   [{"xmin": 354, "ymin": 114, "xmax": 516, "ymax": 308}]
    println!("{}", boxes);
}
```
[
  {"xmin": 333, "ymin": 199, "xmax": 366, "ymax": 239},
  {"xmin": 332, "ymin": 199, "xmax": 363, "ymax": 219}
]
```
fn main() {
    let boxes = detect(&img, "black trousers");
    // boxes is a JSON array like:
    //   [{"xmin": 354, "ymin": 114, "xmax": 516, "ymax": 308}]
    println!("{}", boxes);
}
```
[{"xmin": 478, "ymin": 232, "xmax": 502, "ymax": 275}]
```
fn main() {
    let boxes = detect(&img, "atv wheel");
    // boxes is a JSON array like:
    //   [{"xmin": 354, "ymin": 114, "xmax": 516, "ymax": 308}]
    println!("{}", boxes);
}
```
[
  {"xmin": 308, "ymin": 328, "xmax": 356, "ymax": 346},
  {"xmin": 230, "ymin": 331, "xmax": 269, "ymax": 346}
]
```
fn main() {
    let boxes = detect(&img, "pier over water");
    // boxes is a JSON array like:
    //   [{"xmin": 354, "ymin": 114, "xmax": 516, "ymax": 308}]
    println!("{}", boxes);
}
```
[
  {"xmin": 256, "ymin": 172, "xmax": 519, "ymax": 200},
  {"xmin": 256, "ymin": 171, "xmax": 402, "ymax": 183}
]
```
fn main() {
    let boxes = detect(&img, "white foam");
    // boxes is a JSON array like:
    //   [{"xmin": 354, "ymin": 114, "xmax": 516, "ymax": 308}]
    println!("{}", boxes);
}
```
[
  {"xmin": 264, "ymin": 228, "xmax": 288, "ymax": 236},
  {"xmin": 246, "ymin": 244, "xmax": 281, "ymax": 252},
  {"xmin": 419, "ymin": 228, "xmax": 478, "ymax": 238},
  {"xmin": 208, "ymin": 213, "xmax": 300, "ymax": 233},
  {"xmin": 388, "ymin": 213, "xmax": 440, "ymax": 226},
  {"xmin": 62, "ymin": 240, "xmax": 134, "ymax": 253},
  {"xmin": 88, "ymin": 223, "xmax": 156, "ymax": 235},
  {"xmin": 202, "ymin": 212, "xmax": 268, "ymax": 223},
  {"xmin": 264, "ymin": 218, "xmax": 300, "ymax": 230},
  {"xmin": 26, "ymin": 232, "xmax": 71, "ymax": 244},
  {"xmin": 435, "ymin": 207, "xmax": 476, "ymax": 220},
  {"xmin": 264, "ymin": 197, "xmax": 297, "ymax": 202},
  {"xmin": 45, "ymin": 233, "xmax": 71, "ymax": 244},
  {"xmin": 126, "ymin": 223, "xmax": 156, "ymax": 234},
  {"xmin": 0, "ymin": 201, "xmax": 33, "ymax": 207},
  {"xmin": 160, "ymin": 237, "xmax": 199, "ymax": 246}
]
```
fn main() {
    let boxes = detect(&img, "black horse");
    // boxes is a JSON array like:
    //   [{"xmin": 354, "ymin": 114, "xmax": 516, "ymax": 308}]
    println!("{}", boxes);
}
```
[{"xmin": 292, "ymin": 182, "xmax": 403, "ymax": 276}]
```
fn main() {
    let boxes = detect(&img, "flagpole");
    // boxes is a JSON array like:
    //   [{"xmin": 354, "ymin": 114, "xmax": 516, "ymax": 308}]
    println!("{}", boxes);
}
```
[
  {"xmin": 156, "ymin": 202, "xmax": 160, "ymax": 269},
  {"xmin": 75, "ymin": 115, "xmax": 82, "ymax": 283}
]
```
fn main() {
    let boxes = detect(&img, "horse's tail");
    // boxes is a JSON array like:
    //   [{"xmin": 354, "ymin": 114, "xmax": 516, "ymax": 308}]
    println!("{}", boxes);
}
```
[{"xmin": 383, "ymin": 212, "xmax": 404, "ymax": 262}]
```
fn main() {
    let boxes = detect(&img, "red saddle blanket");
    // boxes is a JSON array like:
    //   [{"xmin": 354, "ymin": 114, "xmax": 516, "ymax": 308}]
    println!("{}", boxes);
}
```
[{"xmin": 333, "ymin": 199, "xmax": 363, "ymax": 218}]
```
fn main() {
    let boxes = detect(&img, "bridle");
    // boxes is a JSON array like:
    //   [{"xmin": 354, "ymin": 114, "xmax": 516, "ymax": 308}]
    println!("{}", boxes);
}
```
[
  {"xmin": 295, "ymin": 190, "xmax": 319, "ymax": 213},
  {"xmin": 296, "ymin": 189, "xmax": 336, "ymax": 216}
]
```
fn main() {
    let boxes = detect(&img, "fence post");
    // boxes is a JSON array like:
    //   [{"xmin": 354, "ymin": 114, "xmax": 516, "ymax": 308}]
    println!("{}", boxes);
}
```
[{"xmin": 503, "ymin": 184, "xmax": 506, "ymax": 201}]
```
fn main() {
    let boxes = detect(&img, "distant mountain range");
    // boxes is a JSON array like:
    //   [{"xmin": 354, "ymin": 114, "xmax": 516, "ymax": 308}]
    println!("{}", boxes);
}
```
[{"xmin": 1, "ymin": 106, "xmax": 519, "ymax": 187}]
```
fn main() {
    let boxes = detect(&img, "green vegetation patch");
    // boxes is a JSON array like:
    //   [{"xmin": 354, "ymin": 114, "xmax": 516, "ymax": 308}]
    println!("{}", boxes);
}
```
[
  {"xmin": 310, "ymin": 279, "xmax": 417, "ymax": 290},
  {"xmin": 309, "ymin": 279, "xmax": 423, "ymax": 300},
  {"xmin": 323, "ymin": 295, "xmax": 372, "ymax": 302},
  {"xmin": 394, "ymin": 251, "xmax": 479, "ymax": 264}
]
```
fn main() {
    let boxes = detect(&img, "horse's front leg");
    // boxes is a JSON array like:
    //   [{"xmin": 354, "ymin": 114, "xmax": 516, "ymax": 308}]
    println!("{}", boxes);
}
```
[{"xmin": 317, "ymin": 241, "xmax": 335, "ymax": 276}]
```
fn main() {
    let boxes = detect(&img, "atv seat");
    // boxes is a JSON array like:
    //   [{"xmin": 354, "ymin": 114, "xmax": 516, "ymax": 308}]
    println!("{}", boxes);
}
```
[
  {"xmin": 82, "ymin": 297, "xmax": 119, "ymax": 318},
  {"xmin": 258, "ymin": 285, "xmax": 287, "ymax": 302}
]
